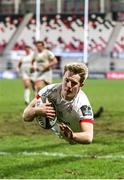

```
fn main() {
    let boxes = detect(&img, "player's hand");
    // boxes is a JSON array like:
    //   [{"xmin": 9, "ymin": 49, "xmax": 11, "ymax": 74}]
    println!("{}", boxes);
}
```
[
  {"xmin": 37, "ymin": 103, "xmax": 56, "ymax": 120},
  {"xmin": 42, "ymin": 64, "xmax": 50, "ymax": 72},
  {"xmin": 59, "ymin": 123, "xmax": 73, "ymax": 140},
  {"xmin": 30, "ymin": 65, "xmax": 36, "ymax": 73}
]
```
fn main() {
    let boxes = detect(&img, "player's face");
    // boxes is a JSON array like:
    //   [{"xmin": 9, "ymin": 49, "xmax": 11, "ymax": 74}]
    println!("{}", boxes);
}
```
[
  {"xmin": 25, "ymin": 47, "xmax": 30, "ymax": 54},
  {"xmin": 36, "ymin": 43, "xmax": 44, "ymax": 52},
  {"xmin": 62, "ymin": 70, "xmax": 82, "ymax": 101}
]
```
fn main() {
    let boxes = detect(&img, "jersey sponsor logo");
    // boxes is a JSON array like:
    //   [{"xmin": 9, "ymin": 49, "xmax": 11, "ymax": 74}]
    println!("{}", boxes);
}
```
[
  {"xmin": 37, "ymin": 59, "xmax": 44, "ymax": 63},
  {"xmin": 80, "ymin": 105, "xmax": 92, "ymax": 116}
]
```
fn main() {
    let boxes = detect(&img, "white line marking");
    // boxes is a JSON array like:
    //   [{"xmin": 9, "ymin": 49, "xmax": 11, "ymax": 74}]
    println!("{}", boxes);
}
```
[
  {"xmin": 0, "ymin": 152, "xmax": 10, "ymax": 155},
  {"xmin": 0, "ymin": 151, "xmax": 124, "ymax": 159}
]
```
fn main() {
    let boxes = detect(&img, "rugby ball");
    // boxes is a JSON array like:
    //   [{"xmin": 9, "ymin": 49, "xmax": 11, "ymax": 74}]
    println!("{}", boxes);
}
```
[{"xmin": 35, "ymin": 96, "xmax": 57, "ymax": 129}]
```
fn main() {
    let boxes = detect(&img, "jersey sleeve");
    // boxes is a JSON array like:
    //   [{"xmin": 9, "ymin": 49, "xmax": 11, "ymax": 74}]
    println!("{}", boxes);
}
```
[
  {"xmin": 47, "ymin": 50, "xmax": 55, "ymax": 60},
  {"xmin": 36, "ymin": 84, "xmax": 56, "ymax": 99},
  {"xmin": 79, "ymin": 105, "xmax": 94, "ymax": 124},
  {"xmin": 78, "ymin": 91, "xmax": 94, "ymax": 124}
]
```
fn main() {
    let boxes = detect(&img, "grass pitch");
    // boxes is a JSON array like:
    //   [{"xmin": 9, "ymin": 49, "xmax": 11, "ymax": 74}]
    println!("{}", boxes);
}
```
[{"xmin": 0, "ymin": 78, "xmax": 124, "ymax": 179}]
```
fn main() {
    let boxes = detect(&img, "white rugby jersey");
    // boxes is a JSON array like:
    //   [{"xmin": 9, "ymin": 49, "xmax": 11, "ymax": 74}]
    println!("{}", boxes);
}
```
[
  {"xmin": 33, "ymin": 49, "xmax": 55, "ymax": 82},
  {"xmin": 34, "ymin": 49, "xmax": 55, "ymax": 66},
  {"xmin": 21, "ymin": 52, "xmax": 34, "ymax": 72},
  {"xmin": 37, "ymin": 84, "xmax": 94, "ymax": 136}
]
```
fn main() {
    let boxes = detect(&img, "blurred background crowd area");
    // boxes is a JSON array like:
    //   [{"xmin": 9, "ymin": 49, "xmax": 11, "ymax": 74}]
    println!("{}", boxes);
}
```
[{"xmin": 0, "ymin": 0, "xmax": 124, "ymax": 79}]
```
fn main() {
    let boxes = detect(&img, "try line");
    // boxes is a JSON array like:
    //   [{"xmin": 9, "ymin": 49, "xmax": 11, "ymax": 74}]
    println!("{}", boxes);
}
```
[{"xmin": 0, "ymin": 151, "xmax": 124, "ymax": 159}]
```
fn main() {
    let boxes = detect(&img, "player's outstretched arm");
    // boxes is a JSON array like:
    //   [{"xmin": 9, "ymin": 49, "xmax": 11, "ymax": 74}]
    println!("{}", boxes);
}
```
[
  {"xmin": 42, "ymin": 57, "xmax": 58, "ymax": 72},
  {"xmin": 23, "ymin": 98, "xmax": 56, "ymax": 122},
  {"xmin": 73, "ymin": 122, "xmax": 93, "ymax": 144},
  {"xmin": 23, "ymin": 98, "xmax": 37, "ymax": 122},
  {"xmin": 59, "ymin": 122, "xmax": 93, "ymax": 144}
]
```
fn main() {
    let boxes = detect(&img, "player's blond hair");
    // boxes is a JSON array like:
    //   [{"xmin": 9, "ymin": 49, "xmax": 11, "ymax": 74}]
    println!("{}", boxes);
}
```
[{"xmin": 64, "ymin": 63, "xmax": 88, "ymax": 83}]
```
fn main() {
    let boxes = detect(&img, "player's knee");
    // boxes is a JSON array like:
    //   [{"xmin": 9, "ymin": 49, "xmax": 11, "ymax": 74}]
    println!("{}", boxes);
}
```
[{"xmin": 24, "ymin": 80, "xmax": 30, "ymax": 88}]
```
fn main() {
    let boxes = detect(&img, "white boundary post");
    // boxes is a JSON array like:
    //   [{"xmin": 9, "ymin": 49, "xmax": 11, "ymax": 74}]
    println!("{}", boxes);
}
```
[
  {"xmin": 83, "ymin": 0, "xmax": 89, "ymax": 64},
  {"xmin": 36, "ymin": 0, "xmax": 41, "ymax": 41}
]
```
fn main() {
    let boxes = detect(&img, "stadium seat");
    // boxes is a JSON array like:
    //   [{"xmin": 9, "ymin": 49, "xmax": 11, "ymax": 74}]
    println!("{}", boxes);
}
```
[{"xmin": 0, "ymin": 14, "xmax": 116, "ymax": 54}]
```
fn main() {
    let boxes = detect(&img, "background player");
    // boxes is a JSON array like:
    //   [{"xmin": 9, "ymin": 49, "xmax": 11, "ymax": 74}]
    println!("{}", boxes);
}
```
[
  {"xmin": 30, "ymin": 41, "xmax": 58, "ymax": 94},
  {"xmin": 16, "ymin": 45, "xmax": 34, "ymax": 105},
  {"xmin": 23, "ymin": 63, "xmax": 94, "ymax": 144}
]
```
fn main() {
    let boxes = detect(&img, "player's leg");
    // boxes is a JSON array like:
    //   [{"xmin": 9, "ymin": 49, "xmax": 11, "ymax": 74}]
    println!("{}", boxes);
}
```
[
  {"xmin": 34, "ymin": 79, "xmax": 49, "ymax": 94},
  {"xmin": 94, "ymin": 106, "xmax": 104, "ymax": 118},
  {"xmin": 23, "ymin": 79, "xmax": 31, "ymax": 105},
  {"xmin": 30, "ymin": 70, "xmax": 37, "ymax": 96},
  {"xmin": 30, "ymin": 80, "xmax": 35, "ymax": 95}
]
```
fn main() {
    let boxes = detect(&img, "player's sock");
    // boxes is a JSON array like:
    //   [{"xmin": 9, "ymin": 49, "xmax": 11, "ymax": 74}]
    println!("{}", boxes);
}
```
[
  {"xmin": 94, "ymin": 106, "xmax": 104, "ymax": 118},
  {"xmin": 24, "ymin": 89, "xmax": 30, "ymax": 104}
]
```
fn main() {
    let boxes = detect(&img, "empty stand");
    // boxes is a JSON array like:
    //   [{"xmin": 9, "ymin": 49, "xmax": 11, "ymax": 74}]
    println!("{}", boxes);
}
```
[{"xmin": 0, "ymin": 14, "xmax": 116, "ymax": 55}]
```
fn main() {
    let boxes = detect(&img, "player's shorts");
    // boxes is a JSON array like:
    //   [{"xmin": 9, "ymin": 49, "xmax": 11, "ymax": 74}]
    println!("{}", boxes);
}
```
[
  {"xmin": 30, "ymin": 71, "xmax": 37, "ymax": 82},
  {"xmin": 34, "ymin": 70, "xmax": 52, "ymax": 84},
  {"xmin": 21, "ymin": 71, "xmax": 30, "ymax": 80},
  {"xmin": 21, "ymin": 70, "xmax": 35, "ymax": 81}
]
